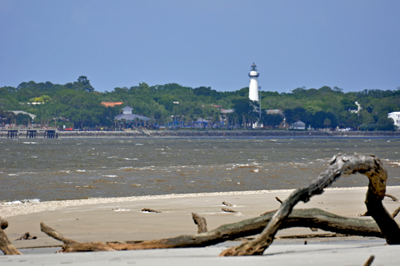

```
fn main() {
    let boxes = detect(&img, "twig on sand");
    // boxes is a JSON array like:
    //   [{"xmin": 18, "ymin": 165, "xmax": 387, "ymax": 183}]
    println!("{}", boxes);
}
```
[
  {"xmin": 363, "ymin": 255, "xmax": 375, "ymax": 266},
  {"xmin": 275, "ymin": 197, "xmax": 283, "ymax": 204}
]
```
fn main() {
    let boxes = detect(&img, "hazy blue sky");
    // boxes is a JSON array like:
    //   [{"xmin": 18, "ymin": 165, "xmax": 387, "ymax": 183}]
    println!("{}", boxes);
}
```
[{"xmin": 1, "ymin": 0, "xmax": 399, "ymax": 93}]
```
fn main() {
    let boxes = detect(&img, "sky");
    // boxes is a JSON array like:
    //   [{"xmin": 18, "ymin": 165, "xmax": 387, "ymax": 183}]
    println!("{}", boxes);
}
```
[{"xmin": 1, "ymin": 0, "xmax": 400, "ymax": 93}]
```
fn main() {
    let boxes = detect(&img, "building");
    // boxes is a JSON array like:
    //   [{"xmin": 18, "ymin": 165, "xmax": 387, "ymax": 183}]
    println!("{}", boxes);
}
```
[
  {"xmin": 292, "ymin": 120, "xmax": 306, "ymax": 130},
  {"xmin": 114, "ymin": 106, "xmax": 150, "ymax": 122},
  {"xmin": 388, "ymin": 112, "xmax": 400, "ymax": 129},
  {"xmin": 248, "ymin": 63, "xmax": 259, "ymax": 102}
]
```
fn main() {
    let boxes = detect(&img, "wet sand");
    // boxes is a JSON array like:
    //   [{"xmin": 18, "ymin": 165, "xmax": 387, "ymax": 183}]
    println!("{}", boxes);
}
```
[{"xmin": 2, "ymin": 186, "xmax": 400, "ymax": 250}]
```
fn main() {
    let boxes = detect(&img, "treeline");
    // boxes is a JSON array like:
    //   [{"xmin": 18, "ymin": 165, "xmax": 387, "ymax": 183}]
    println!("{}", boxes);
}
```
[{"xmin": 0, "ymin": 76, "xmax": 399, "ymax": 130}]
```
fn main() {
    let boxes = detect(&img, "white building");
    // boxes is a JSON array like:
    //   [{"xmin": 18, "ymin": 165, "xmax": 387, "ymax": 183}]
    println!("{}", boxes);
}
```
[
  {"xmin": 248, "ymin": 63, "xmax": 259, "ymax": 102},
  {"xmin": 388, "ymin": 112, "xmax": 400, "ymax": 129},
  {"xmin": 292, "ymin": 120, "xmax": 306, "ymax": 130}
]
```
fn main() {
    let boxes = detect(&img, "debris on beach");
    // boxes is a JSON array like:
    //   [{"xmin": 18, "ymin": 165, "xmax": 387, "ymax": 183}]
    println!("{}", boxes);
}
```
[
  {"xmin": 192, "ymin": 213, "xmax": 208, "ymax": 233},
  {"xmin": 221, "ymin": 207, "xmax": 237, "ymax": 213},
  {"xmin": 141, "ymin": 208, "xmax": 161, "ymax": 213},
  {"xmin": 15, "ymin": 232, "xmax": 37, "ymax": 240},
  {"xmin": 275, "ymin": 197, "xmax": 283, "ymax": 204},
  {"xmin": 222, "ymin": 201, "xmax": 233, "ymax": 207}
]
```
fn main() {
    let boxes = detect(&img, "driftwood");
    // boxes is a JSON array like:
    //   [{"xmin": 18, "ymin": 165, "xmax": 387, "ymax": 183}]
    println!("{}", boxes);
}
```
[
  {"xmin": 0, "ymin": 218, "xmax": 22, "ymax": 255},
  {"xmin": 385, "ymin": 194, "xmax": 398, "ymax": 202},
  {"xmin": 220, "ymin": 153, "xmax": 400, "ymax": 256},
  {"xmin": 222, "ymin": 201, "xmax": 233, "ymax": 207},
  {"xmin": 275, "ymin": 197, "xmax": 283, "ymax": 204},
  {"xmin": 15, "ymin": 232, "xmax": 37, "ymax": 240},
  {"xmin": 363, "ymin": 255, "xmax": 375, "ymax": 266},
  {"xmin": 40, "ymin": 207, "xmax": 386, "ymax": 253},
  {"xmin": 192, "ymin": 213, "xmax": 208, "ymax": 233},
  {"xmin": 221, "ymin": 207, "xmax": 237, "ymax": 213},
  {"xmin": 392, "ymin": 206, "xmax": 400, "ymax": 218}
]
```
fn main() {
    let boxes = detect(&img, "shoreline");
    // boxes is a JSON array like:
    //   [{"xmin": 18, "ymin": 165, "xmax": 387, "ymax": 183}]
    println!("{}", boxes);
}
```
[{"xmin": 1, "ymin": 129, "xmax": 400, "ymax": 138}]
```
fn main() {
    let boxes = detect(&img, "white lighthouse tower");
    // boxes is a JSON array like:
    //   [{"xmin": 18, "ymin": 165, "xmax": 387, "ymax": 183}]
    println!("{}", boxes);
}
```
[{"xmin": 248, "ymin": 63, "xmax": 259, "ymax": 102}]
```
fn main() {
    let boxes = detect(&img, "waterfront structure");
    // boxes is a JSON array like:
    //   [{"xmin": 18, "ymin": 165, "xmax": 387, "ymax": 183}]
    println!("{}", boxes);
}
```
[
  {"xmin": 292, "ymin": 120, "xmax": 306, "ymax": 130},
  {"xmin": 388, "ymin": 112, "xmax": 400, "ymax": 129},
  {"xmin": 248, "ymin": 63, "xmax": 259, "ymax": 102},
  {"xmin": 114, "ymin": 106, "xmax": 150, "ymax": 122}
]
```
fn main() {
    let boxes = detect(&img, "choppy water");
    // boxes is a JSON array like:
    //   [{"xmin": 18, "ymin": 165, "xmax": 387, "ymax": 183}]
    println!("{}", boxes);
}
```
[{"xmin": 1, "ymin": 137, "xmax": 399, "ymax": 202}]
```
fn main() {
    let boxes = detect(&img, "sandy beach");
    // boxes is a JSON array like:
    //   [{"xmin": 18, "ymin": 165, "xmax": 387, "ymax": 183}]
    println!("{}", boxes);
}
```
[
  {"xmin": 2, "ymin": 187, "xmax": 400, "ymax": 265},
  {"xmin": 2, "ymin": 186, "xmax": 400, "ymax": 250}
]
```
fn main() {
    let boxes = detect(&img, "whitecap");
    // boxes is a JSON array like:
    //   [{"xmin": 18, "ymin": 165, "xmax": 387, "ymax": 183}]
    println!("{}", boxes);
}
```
[
  {"xmin": 76, "ymin": 169, "xmax": 86, "ymax": 173},
  {"xmin": 103, "ymin": 175, "xmax": 118, "ymax": 177},
  {"xmin": 124, "ymin": 158, "xmax": 138, "ymax": 161},
  {"xmin": 5, "ymin": 200, "xmax": 22, "ymax": 205}
]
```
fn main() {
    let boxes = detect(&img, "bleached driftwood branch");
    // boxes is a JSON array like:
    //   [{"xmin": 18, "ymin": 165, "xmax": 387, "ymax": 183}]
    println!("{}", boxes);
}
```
[
  {"xmin": 220, "ymin": 153, "xmax": 400, "ymax": 256},
  {"xmin": 40, "ymin": 207, "xmax": 386, "ymax": 253}
]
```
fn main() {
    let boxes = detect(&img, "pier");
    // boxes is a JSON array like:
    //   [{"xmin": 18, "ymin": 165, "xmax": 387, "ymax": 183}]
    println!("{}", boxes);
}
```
[
  {"xmin": 26, "ymin": 130, "xmax": 37, "ymax": 138},
  {"xmin": 7, "ymin": 130, "xmax": 19, "ymax": 138},
  {"xmin": 44, "ymin": 130, "xmax": 58, "ymax": 138}
]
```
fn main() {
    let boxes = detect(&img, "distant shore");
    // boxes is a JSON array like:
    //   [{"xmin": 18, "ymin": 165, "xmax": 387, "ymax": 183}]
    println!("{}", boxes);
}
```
[{"xmin": 1, "ymin": 129, "xmax": 400, "ymax": 138}]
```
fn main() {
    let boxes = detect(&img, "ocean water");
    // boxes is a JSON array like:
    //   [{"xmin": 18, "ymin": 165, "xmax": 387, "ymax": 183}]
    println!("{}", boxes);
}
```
[{"xmin": 1, "ymin": 137, "xmax": 399, "ymax": 202}]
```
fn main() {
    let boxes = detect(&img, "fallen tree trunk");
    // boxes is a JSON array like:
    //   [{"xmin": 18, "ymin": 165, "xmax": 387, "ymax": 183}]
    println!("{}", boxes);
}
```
[
  {"xmin": 41, "ymin": 208, "xmax": 386, "ymax": 253},
  {"xmin": 220, "ymin": 153, "xmax": 400, "ymax": 256},
  {"xmin": 0, "ymin": 218, "xmax": 22, "ymax": 255}
]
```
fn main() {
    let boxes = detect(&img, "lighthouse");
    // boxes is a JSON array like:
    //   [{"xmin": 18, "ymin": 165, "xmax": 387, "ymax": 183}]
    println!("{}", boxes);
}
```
[{"xmin": 248, "ymin": 63, "xmax": 259, "ymax": 102}]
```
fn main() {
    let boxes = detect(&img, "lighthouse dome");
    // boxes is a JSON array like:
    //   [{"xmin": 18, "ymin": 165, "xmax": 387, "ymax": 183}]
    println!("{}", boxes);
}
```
[{"xmin": 249, "ymin": 63, "xmax": 259, "ymax": 77}]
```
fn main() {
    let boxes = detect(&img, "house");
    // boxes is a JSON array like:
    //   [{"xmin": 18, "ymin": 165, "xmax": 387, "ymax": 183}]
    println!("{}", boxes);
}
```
[
  {"xmin": 388, "ymin": 112, "xmax": 400, "ymax": 129},
  {"xmin": 292, "ymin": 120, "xmax": 306, "ymax": 130},
  {"xmin": 114, "ymin": 106, "xmax": 150, "ymax": 122}
]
